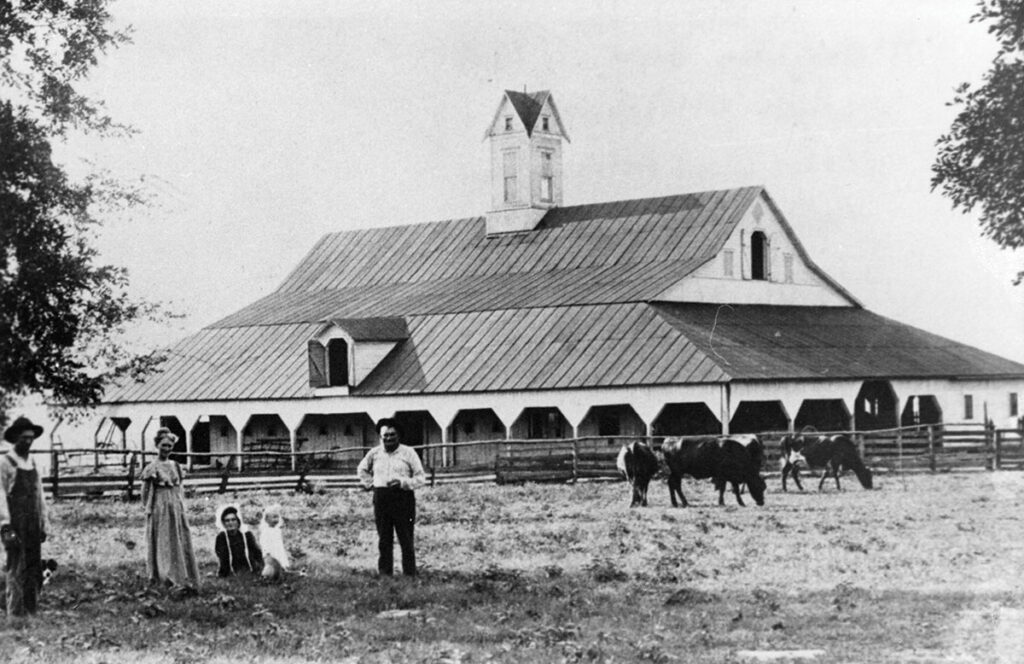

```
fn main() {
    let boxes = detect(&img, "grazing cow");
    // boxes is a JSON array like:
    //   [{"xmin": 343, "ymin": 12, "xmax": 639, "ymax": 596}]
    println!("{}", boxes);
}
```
[
  {"xmin": 616, "ymin": 441, "xmax": 660, "ymax": 507},
  {"xmin": 779, "ymin": 433, "xmax": 873, "ymax": 491},
  {"xmin": 662, "ymin": 435, "xmax": 767, "ymax": 507}
]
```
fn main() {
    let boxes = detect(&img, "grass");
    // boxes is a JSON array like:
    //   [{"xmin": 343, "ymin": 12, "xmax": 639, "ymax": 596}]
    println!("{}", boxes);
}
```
[{"xmin": 3, "ymin": 471, "xmax": 1024, "ymax": 662}]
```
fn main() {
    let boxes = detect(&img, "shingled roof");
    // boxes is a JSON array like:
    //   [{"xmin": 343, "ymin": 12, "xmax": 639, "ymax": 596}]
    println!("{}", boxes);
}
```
[{"xmin": 103, "ymin": 186, "xmax": 1024, "ymax": 404}]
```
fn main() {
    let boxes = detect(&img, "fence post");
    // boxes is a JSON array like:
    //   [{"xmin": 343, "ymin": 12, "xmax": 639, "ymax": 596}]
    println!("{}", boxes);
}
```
[
  {"xmin": 857, "ymin": 434, "xmax": 866, "ymax": 460},
  {"xmin": 125, "ymin": 452, "xmax": 137, "ymax": 502},
  {"xmin": 896, "ymin": 428, "xmax": 903, "ymax": 474},
  {"xmin": 985, "ymin": 422, "xmax": 995, "ymax": 471},
  {"xmin": 570, "ymin": 438, "xmax": 579, "ymax": 484},
  {"xmin": 927, "ymin": 426, "xmax": 936, "ymax": 472},
  {"xmin": 50, "ymin": 449, "xmax": 60, "ymax": 501},
  {"xmin": 430, "ymin": 465, "xmax": 436, "ymax": 488},
  {"xmin": 994, "ymin": 430, "xmax": 1003, "ymax": 471}
]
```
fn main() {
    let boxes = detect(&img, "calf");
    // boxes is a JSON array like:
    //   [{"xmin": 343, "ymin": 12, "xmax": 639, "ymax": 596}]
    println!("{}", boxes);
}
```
[
  {"xmin": 662, "ymin": 436, "xmax": 766, "ymax": 507},
  {"xmin": 616, "ymin": 441, "xmax": 660, "ymax": 507},
  {"xmin": 779, "ymin": 433, "xmax": 873, "ymax": 491}
]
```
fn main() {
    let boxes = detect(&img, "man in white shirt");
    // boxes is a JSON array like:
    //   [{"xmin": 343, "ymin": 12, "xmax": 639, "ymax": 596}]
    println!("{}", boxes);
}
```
[{"xmin": 357, "ymin": 419, "xmax": 426, "ymax": 576}]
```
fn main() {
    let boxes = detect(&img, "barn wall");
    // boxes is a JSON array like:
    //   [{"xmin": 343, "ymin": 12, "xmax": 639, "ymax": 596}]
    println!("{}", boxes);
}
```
[
  {"xmin": 95, "ymin": 376, "xmax": 1024, "ymax": 466},
  {"xmin": 892, "ymin": 378, "xmax": 1024, "ymax": 428}
]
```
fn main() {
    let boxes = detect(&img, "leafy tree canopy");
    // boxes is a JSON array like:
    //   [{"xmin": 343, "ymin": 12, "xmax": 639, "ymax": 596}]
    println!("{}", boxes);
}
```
[
  {"xmin": 933, "ymin": 0, "xmax": 1024, "ymax": 283},
  {"xmin": 1, "ymin": 1, "xmax": 165, "ymax": 423}
]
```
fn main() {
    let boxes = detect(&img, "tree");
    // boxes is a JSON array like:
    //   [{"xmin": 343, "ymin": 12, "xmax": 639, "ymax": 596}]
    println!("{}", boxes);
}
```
[
  {"xmin": 932, "ymin": 0, "xmax": 1024, "ymax": 284},
  {"xmin": 1, "ymin": 1, "xmax": 165, "ymax": 422}
]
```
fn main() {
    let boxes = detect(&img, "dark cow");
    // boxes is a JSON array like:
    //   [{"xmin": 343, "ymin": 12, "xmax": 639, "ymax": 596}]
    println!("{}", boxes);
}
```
[
  {"xmin": 616, "ymin": 441, "xmax": 660, "ymax": 507},
  {"xmin": 779, "ymin": 433, "xmax": 873, "ymax": 491},
  {"xmin": 662, "ymin": 435, "xmax": 767, "ymax": 507}
]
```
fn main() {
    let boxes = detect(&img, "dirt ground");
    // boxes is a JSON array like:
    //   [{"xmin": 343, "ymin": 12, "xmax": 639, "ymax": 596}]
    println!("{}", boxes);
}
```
[{"xmin": 3, "ymin": 470, "xmax": 1024, "ymax": 663}]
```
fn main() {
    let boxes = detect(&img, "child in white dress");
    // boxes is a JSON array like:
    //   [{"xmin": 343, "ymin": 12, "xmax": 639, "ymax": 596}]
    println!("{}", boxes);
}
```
[{"xmin": 258, "ymin": 504, "xmax": 289, "ymax": 580}]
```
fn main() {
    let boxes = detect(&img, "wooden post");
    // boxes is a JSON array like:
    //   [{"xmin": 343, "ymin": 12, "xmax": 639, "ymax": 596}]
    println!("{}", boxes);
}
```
[
  {"xmin": 125, "ymin": 452, "xmax": 137, "ymax": 502},
  {"xmin": 430, "ymin": 465, "xmax": 436, "ymax": 488},
  {"xmin": 927, "ymin": 426, "xmax": 936, "ymax": 472},
  {"xmin": 570, "ymin": 437, "xmax": 579, "ymax": 484},
  {"xmin": 994, "ymin": 430, "xmax": 1003, "ymax": 471},
  {"xmin": 985, "ymin": 420, "xmax": 995, "ymax": 471},
  {"xmin": 896, "ymin": 428, "xmax": 903, "ymax": 474},
  {"xmin": 50, "ymin": 449, "xmax": 60, "ymax": 501}
]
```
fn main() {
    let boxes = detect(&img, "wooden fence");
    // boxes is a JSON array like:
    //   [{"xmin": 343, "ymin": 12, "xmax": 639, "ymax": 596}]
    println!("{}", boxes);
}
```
[{"xmin": 34, "ymin": 422, "xmax": 1024, "ymax": 499}]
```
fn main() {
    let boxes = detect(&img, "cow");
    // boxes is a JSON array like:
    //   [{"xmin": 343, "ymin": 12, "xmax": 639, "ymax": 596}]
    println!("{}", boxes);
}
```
[
  {"xmin": 662, "ymin": 435, "xmax": 767, "ymax": 507},
  {"xmin": 779, "ymin": 433, "xmax": 873, "ymax": 491},
  {"xmin": 616, "ymin": 441, "xmax": 660, "ymax": 507}
]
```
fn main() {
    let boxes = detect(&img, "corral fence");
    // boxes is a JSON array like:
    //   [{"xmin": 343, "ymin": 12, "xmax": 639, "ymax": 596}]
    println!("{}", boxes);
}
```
[{"xmin": 34, "ymin": 422, "xmax": 1024, "ymax": 499}]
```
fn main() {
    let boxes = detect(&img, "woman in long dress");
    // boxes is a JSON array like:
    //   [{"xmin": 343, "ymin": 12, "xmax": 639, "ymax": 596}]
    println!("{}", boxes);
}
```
[{"xmin": 140, "ymin": 428, "xmax": 199, "ymax": 591}]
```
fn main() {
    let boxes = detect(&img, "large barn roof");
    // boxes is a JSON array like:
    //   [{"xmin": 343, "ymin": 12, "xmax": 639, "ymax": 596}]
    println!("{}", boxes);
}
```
[
  {"xmin": 104, "ymin": 186, "xmax": 1024, "ymax": 404},
  {"xmin": 214, "ymin": 187, "xmax": 767, "ymax": 326}
]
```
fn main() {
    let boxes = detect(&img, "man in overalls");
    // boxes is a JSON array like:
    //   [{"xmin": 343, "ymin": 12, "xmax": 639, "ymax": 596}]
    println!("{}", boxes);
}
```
[{"xmin": 1, "ymin": 417, "xmax": 49, "ymax": 617}]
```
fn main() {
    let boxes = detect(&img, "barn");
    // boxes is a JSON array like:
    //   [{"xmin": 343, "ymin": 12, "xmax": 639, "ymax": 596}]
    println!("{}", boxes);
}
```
[{"xmin": 91, "ymin": 90, "xmax": 1024, "ymax": 469}]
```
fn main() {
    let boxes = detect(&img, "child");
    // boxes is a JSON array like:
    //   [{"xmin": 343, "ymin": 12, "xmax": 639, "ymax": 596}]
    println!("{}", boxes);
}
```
[
  {"xmin": 214, "ymin": 504, "xmax": 263, "ymax": 577},
  {"xmin": 258, "ymin": 504, "xmax": 289, "ymax": 580}
]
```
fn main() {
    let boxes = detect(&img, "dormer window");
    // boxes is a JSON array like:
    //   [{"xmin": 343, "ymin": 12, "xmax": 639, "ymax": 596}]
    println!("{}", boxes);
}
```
[
  {"xmin": 308, "ymin": 317, "xmax": 409, "ymax": 392},
  {"xmin": 542, "ymin": 116, "xmax": 550, "ymax": 131},
  {"xmin": 327, "ymin": 338, "xmax": 349, "ymax": 386},
  {"xmin": 504, "ymin": 116, "xmax": 513, "ymax": 131}
]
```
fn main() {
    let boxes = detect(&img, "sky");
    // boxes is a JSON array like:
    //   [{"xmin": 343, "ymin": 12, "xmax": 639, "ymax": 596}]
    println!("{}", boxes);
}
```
[{"xmin": 65, "ymin": 0, "xmax": 1024, "ymax": 364}]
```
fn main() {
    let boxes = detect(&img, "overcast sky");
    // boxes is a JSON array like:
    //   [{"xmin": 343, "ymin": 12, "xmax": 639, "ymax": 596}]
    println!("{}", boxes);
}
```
[{"xmin": 68, "ymin": 0, "xmax": 1024, "ymax": 364}]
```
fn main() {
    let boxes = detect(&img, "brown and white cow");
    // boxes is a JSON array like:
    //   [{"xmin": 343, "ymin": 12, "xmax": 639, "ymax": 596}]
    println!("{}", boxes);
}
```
[
  {"xmin": 779, "ymin": 433, "xmax": 872, "ymax": 491},
  {"xmin": 616, "ymin": 441, "xmax": 660, "ymax": 507}
]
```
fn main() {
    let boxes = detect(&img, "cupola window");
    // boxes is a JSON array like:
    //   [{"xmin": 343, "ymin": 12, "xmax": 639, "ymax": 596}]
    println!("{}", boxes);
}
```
[
  {"xmin": 503, "ymin": 150, "xmax": 518, "ymax": 204},
  {"xmin": 540, "ymin": 151, "xmax": 553, "ymax": 202}
]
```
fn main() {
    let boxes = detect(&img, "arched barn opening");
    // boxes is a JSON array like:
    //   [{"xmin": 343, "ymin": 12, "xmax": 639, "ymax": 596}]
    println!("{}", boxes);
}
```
[
  {"xmin": 189, "ymin": 417, "xmax": 212, "ymax": 467},
  {"xmin": 511, "ymin": 407, "xmax": 571, "ymax": 440},
  {"xmin": 207, "ymin": 415, "xmax": 239, "ymax": 470},
  {"xmin": 578, "ymin": 404, "xmax": 646, "ymax": 438},
  {"xmin": 393, "ymin": 411, "xmax": 443, "ymax": 467},
  {"xmin": 794, "ymin": 400, "xmax": 851, "ymax": 433},
  {"xmin": 730, "ymin": 401, "xmax": 789, "ymax": 434},
  {"xmin": 652, "ymin": 403, "xmax": 721, "ymax": 437},
  {"xmin": 297, "ymin": 413, "xmax": 376, "ymax": 470},
  {"xmin": 900, "ymin": 395, "xmax": 943, "ymax": 427},
  {"xmin": 241, "ymin": 414, "xmax": 291, "ymax": 471},
  {"xmin": 855, "ymin": 380, "xmax": 898, "ymax": 431},
  {"xmin": 451, "ymin": 409, "xmax": 506, "ymax": 467},
  {"xmin": 109, "ymin": 417, "xmax": 131, "ymax": 448}
]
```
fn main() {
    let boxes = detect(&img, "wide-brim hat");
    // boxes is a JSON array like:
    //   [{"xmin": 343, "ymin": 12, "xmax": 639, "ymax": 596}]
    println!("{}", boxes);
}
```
[{"xmin": 4, "ymin": 417, "xmax": 44, "ymax": 443}]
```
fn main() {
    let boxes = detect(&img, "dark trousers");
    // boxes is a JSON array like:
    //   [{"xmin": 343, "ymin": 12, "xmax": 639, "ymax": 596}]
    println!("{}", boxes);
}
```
[
  {"xmin": 5, "ymin": 537, "xmax": 41, "ymax": 616},
  {"xmin": 373, "ymin": 487, "xmax": 416, "ymax": 576}
]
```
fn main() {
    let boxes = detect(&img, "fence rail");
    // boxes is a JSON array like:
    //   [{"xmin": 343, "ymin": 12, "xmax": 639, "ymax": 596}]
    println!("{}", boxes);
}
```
[{"xmin": 33, "ymin": 423, "xmax": 1024, "ymax": 499}]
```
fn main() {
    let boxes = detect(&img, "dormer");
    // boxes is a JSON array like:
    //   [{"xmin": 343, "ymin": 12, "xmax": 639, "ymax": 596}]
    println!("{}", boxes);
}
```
[
  {"xmin": 307, "ymin": 317, "xmax": 409, "ymax": 394},
  {"xmin": 656, "ymin": 191, "xmax": 860, "ymax": 307},
  {"xmin": 483, "ymin": 90, "xmax": 570, "ymax": 235}
]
